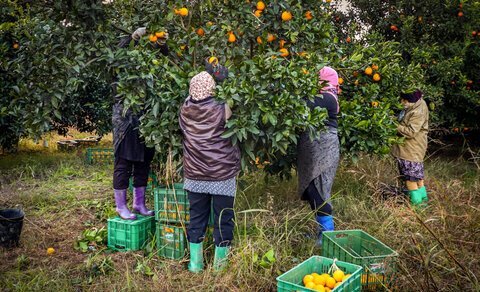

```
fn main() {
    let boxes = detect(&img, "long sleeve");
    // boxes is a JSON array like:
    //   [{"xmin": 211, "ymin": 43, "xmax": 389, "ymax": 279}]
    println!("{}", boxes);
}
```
[{"xmin": 397, "ymin": 112, "xmax": 426, "ymax": 139}]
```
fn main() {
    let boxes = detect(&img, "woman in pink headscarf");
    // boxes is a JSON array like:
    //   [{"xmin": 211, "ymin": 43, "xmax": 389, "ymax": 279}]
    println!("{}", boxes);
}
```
[{"xmin": 297, "ymin": 66, "xmax": 340, "ymax": 245}]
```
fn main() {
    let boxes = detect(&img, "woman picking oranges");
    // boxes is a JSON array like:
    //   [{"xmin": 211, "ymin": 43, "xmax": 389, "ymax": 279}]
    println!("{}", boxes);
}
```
[
  {"xmin": 297, "ymin": 66, "xmax": 341, "ymax": 244},
  {"xmin": 179, "ymin": 67, "xmax": 239, "ymax": 273},
  {"xmin": 392, "ymin": 90, "xmax": 429, "ymax": 206}
]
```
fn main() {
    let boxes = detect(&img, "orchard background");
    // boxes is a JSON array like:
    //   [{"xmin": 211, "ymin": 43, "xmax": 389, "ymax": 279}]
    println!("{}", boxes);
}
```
[{"xmin": 1, "ymin": 0, "xmax": 479, "ymax": 291}]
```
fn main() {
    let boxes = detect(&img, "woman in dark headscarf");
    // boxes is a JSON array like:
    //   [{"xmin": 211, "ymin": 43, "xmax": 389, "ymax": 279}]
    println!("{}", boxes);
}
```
[
  {"xmin": 112, "ymin": 27, "xmax": 169, "ymax": 220},
  {"xmin": 297, "ymin": 66, "xmax": 340, "ymax": 244},
  {"xmin": 392, "ymin": 90, "xmax": 429, "ymax": 206}
]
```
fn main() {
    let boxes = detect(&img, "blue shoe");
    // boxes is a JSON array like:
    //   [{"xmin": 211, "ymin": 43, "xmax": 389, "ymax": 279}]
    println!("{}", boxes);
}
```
[{"xmin": 316, "ymin": 215, "xmax": 334, "ymax": 246}]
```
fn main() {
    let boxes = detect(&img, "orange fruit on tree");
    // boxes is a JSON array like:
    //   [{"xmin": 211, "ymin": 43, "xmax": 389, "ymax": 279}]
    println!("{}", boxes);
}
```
[
  {"xmin": 179, "ymin": 8, "xmax": 189, "ymax": 16},
  {"xmin": 371, "ymin": 101, "xmax": 379, "ymax": 107},
  {"xmin": 256, "ymin": 36, "xmax": 263, "ymax": 44},
  {"xmin": 149, "ymin": 34, "xmax": 158, "ymax": 42},
  {"xmin": 155, "ymin": 31, "xmax": 166, "ymax": 38},
  {"xmin": 325, "ymin": 276, "xmax": 336, "ymax": 289},
  {"xmin": 228, "ymin": 32, "xmax": 236, "ymax": 43},
  {"xmin": 256, "ymin": 1, "xmax": 266, "ymax": 11},
  {"xmin": 305, "ymin": 10, "xmax": 313, "ymax": 20},
  {"xmin": 338, "ymin": 77, "xmax": 344, "ymax": 85},
  {"xmin": 373, "ymin": 73, "xmax": 381, "ymax": 82},
  {"xmin": 458, "ymin": 11, "xmax": 464, "ymax": 17},
  {"xmin": 472, "ymin": 31, "xmax": 477, "ymax": 37},
  {"xmin": 13, "ymin": 43, "xmax": 19, "ymax": 49},
  {"xmin": 279, "ymin": 48, "xmax": 289, "ymax": 57},
  {"xmin": 372, "ymin": 64, "xmax": 379, "ymax": 70},
  {"xmin": 333, "ymin": 270, "xmax": 345, "ymax": 282},
  {"xmin": 364, "ymin": 66, "xmax": 373, "ymax": 75},
  {"xmin": 346, "ymin": 36, "xmax": 352, "ymax": 43},
  {"xmin": 254, "ymin": 9, "xmax": 262, "ymax": 17},
  {"xmin": 390, "ymin": 25, "xmax": 398, "ymax": 31},
  {"xmin": 267, "ymin": 33, "xmax": 276, "ymax": 42},
  {"xmin": 281, "ymin": 11, "xmax": 293, "ymax": 21},
  {"xmin": 208, "ymin": 56, "xmax": 218, "ymax": 65},
  {"xmin": 196, "ymin": 28, "xmax": 205, "ymax": 36},
  {"xmin": 303, "ymin": 274, "xmax": 314, "ymax": 286},
  {"xmin": 279, "ymin": 39, "xmax": 286, "ymax": 48}
]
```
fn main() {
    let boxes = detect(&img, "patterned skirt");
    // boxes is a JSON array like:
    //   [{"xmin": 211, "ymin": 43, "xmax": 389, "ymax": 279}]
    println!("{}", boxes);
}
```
[{"xmin": 397, "ymin": 158, "xmax": 424, "ymax": 181}]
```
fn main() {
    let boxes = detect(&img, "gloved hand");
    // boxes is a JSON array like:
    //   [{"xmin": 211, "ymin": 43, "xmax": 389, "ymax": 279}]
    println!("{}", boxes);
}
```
[
  {"xmin": 205, "ymin": 58, "xmax": 229, "ymax": 82},
  {"xmin": 131, "ymin": 27, "xmax": 147, "ymax": 40},
  {"xmin": 156, "ymin": 31, "xmax": 169, "ymax": 45}
]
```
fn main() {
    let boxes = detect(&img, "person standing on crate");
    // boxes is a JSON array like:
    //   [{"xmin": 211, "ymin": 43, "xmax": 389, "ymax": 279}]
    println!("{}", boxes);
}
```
[
  {"xmin": 297, "ymin": 66, "xmax": 340, "ymax": 245},
  {"xmin": 179, "ymin": 64, "xmax": 239, "ymax": 273},
  {"xmin": 392, "ymin": 89, "xmax": 429, "ymax": 206},
  {"xmin": 112, "ymin": 27, "xmax": 169, "ymax": 220}
]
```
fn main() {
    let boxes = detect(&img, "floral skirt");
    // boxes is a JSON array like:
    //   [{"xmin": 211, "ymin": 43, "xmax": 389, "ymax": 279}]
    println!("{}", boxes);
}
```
[{"xmin": 397, "ymin": 159, "xmax": 424, "ymax": 181}]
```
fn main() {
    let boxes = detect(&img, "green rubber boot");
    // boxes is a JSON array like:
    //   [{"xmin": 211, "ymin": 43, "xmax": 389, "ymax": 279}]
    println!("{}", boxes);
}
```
[
  {"xmin": 213, "ymin": 246, "xmax": 229, "ymax": 272},
  {"xmin": 419, "ymin": 186, "xmax": 428, "ymax": 203},
  {"xmin": 188, "ymin": 242, "xmax": 204, "ymax": 273},
  {"xmin": 409, "ymin": 188, "xmax": 423, "ymax": 206}
]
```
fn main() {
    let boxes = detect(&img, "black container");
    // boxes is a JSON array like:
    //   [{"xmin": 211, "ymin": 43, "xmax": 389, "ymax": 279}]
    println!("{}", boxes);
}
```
[{"xmin": 0, "ymin": 208, "xmax": 25, "ymax": 248}]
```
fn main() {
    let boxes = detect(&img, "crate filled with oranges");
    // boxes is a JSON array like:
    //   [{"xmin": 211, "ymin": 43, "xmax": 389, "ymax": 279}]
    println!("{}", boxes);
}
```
[
  {"xmin": 276, "ymin": 256, "xmax": 362, "ymax": 292},
  {"xmin": 85, "ymin": 147, "xmax": 114, "ymax": 164}
]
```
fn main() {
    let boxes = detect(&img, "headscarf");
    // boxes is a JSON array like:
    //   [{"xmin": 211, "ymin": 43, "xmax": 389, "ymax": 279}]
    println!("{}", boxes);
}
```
[
  {"xmin": 318, "ymin": 66, "xmax": 340, "ymax": 113},
  {"xmin": 189, "ymin": 71, "xmax": 216, "ymax": 101},
  {"xmin": 400, "ymin": 90, "xmax": 423, "ymax": 103}
]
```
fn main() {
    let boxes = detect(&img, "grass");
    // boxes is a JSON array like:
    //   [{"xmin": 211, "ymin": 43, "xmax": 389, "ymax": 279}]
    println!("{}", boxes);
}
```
[{"xmin": 0, "ymin": 137, "xmax": 479, "ymax": 291}]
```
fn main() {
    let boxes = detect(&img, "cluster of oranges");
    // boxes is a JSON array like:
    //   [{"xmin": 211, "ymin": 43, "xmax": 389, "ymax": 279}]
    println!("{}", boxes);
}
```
[
  {"xmin": 302, "ymin": 269, "xmax": 350, "ymax": 291},
  {"xmin": 364, "ymin": 64, "xmax": 381, "ymax": 82},
  {"xmin": 149, "ymin": 31, "xmax": 166, "ymax": 43},
  {"xmin": 458, "ymin": 2, "xmax": 464, "ymax": 17}
]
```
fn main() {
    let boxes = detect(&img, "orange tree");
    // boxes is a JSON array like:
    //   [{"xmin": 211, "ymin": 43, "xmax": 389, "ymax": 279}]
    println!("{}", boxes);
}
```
[
  {"xmin": 335, "ymin": 0, "xmax": 480, "ymax": 129},
  {"xmin": 1, "ymin": 0, "xmax": 423, "ymax": 175}
]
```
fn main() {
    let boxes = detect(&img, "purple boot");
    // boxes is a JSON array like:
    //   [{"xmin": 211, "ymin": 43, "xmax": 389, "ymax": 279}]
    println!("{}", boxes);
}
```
[
  {"xmin": 114, "ymin": 189, "xmax": 137, "ymax": 220},
  {"xmin": 132, "ymin": 186, "xmax": 154, "ymax": 216}
]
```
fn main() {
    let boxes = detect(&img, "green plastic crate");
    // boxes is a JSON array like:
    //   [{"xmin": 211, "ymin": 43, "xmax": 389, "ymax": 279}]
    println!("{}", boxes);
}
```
[
  {"xmin": 322, "ymin": 230, "xmax": 398, "ymax": 291},
  {"xmin": 276, "ymin": 256, "xmax": 363, "ymax": 292},
  {"xmin": 154, "ymin": 185, "xmax": 190, "ymax": 223},
  {"xmin": 154, "ymin": 184, "xmax": 216, "ymax": 225},
  {"xmin": 85, "ymin": 148, "xmax": 114, "ymax": 164},
  {"xmin": 128, "ymin": 172, "xmax": 159, "ymax": 192},
  {"xmin": 156, "ymin": 223, "xmax": 187, "ymax": 260},
  {"xmin": 107, "ymin": 215, "xmax": 155, "ymax": 251}
]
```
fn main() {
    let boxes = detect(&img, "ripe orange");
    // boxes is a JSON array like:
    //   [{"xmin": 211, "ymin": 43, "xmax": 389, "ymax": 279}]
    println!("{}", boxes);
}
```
[
  {"xmin": 371, "ymin": 101, "xmax": 379, "ymax": 107},
  {"xmin": 149, "ymin": 34, "xmax": 158, "ymax": 42},
  {"xmin": 373, "ymin": 73, "xmax": 381, "ymax": 82},
  {"xmin": 196, "ymin": 28, "xmax": 205, "ymax": 36},
  {"xmin": 177, "ymin": 7, "xmax": 188, "ymax": 16},
  {"xmin": 305, "ymin": 10, "xmax": 313, "ymax": 20},
  {"xmin": 303, "ymin": 274, "xmax": 314, "ymax": 286},
  {"xmin": 458, "ymin": 11, "xmax": 464, "ymax": 17},
  {"xmin": 390, "ymin": 25, "xmax": 398, "ymax": 31},
  {"xmin": 13, "ymin": 43, "xmax": 19, "ymax": 49},
  {"xmin": 459, "ymin": 3, "xmax": 463, "ymax": 8},
  {"xmin": 313, "ymin": 274, "xmax": 326, "ymax": 285},
  {"xmin": 208, "ymin": 56, "xmax": 218, "ymax": 65},
  {"xmin": 256, "ymin": 1, "xmax": 266, "ymax": 11},
  {"xmin": 472, "ymin": 31, "xmax": 477, "ymax": 37},
  {"xmin": 281, "ymin": 11, "xmax": 293, "ymax": 21},
  {"xmin": 338, "ymin": 77, "xmax": 344, "ymax": 85},
  {"xmin": 314, "ymin": 285, "xmax": 325, "ymax": 292},
  {"xmin": 256, "ymin": 36, "xmax": 263, "ymax": 44},
  {"xmin": 364, "ymin": 67, "xmax": 373, "ymax": 75},
  {"xmin": 325, "ymin": 276, "xmax": 336, "ymax": 289},
  {"xmin": 279, "ymin": 48, "xmax": 289, "ymax": 57},
  {"xmin": 346, "ymin": 36, "xmax": 352, "ymax": 43},
  {"xmin": 254, "ymin": 9, "xmax": 262, "ymax": 17},
  {"xmin": 228, "ymin": 32, "xmax": 236, "ymax": 43},
  {"xmin": 155, "ymin": 31, "xmax": 166, "ymax": 38},
  {"xmin": 333, "ymin": 270, "xmax": 345, "ymax": 282},
  {"xmin": 267, "ymin": 33, "xmax": 276, "ymax": 42},
  {"xmin": 305, "ymin": 281, "xmax": 316, "ymax": 289},
  {"xmin": 372, "ymin": 64, "xmax": 379, "ymax": 70},
  {"xmin": 47, "ymin": 247, "xmax": 55, "ymax": 255},
  {"xmin": 279, "ymin": 39, "xmax": 286, "ymax": 48}
]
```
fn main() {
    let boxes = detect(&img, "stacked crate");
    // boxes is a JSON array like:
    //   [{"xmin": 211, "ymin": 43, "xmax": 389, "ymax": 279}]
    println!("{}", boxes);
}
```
[{"xmin": 155, "ymin": 183, "xmax": 214, "ymax": 260}]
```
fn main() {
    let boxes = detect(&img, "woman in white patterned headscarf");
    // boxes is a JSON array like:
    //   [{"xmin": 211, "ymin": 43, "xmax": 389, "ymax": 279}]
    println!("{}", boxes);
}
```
[{"xmin": 179, "ymin": 70, "xmax": 240, "ymax": 273}]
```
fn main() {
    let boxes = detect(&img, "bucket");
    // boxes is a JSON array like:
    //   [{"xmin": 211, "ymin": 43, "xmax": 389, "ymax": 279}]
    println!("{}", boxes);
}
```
[{"xmin": 0, "ymin": 208, "xmax": 25, "ymax": 248}]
